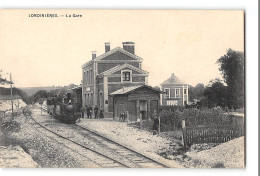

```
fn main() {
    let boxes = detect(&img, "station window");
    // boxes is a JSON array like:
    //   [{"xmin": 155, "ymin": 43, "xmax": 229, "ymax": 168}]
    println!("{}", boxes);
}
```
[
  {"xmin": 90, "ymin": 69, "xmax": 93, "ymax": 84},
  {"xmin": 86, "ymin": 71, "xmax": 89, "ymax": 85},
  {"xmin": 164, "ymin": 88, "xmax": 170, "ymax": 98},
  {"xmin": 184, "ymin": 88, "xmax": 187, "ymax": 95},
  {"xmin": 83, "ymin": 71, "xmax": 85, "ymax": 84},
  {"xmin": 121, "ymin": 70, "xmax": 132, "ymax": 82},
  {"xmin": 175, "ymin": 88, "xmax": 180, "ymax": 97}
]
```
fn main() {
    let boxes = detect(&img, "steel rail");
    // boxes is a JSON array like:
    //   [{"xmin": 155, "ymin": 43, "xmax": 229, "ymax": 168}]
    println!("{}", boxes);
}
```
[
  {"xmin": 34, "ymin": 105, "xmax": 171, "ymax": 168},
  {"xmin": 29, "ymin": 115, "xmax": 130, "ymax": 168},
  {"xmin": 75, "ymin": 124, "xmax": 170, "ymax": 168},
  {"xmin": 28, "ymin": 116, "xmax": 103, "ymax": 167}
]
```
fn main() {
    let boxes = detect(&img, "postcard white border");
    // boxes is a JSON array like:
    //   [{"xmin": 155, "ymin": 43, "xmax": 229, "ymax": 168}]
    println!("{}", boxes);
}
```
[{"xmin": 0, "ymin": 0, "xmax": 258, "ymax": 176}]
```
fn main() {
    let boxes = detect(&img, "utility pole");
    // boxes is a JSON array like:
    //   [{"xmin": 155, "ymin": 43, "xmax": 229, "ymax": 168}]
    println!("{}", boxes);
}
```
[{"xmin": 10, "ymin": 73, "xmax": 14, "ymax": 119}]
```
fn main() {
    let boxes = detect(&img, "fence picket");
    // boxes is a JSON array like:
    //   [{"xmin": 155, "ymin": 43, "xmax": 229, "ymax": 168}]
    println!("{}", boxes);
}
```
[{"xmin": 183, "ymin": 125, "xmax": 244, "ymax": 146}]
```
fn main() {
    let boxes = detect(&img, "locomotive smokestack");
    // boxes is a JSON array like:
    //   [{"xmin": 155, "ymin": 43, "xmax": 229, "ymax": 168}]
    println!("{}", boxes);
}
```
[
  {"xmin": 92, "ymin": 51, "xmax": 97, "ymax": 59},
  {"xmin": 105, "ymin": 42, "xmax": 110, "ymax": 53}
]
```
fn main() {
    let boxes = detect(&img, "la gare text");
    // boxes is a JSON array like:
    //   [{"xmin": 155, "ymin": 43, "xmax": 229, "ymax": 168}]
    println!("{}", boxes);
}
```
[
  {"xmin": 65, "ymin": 14, "xmax": 82, "ymax": 18},
  {"xmin": 28, "ymin": 14, "xmax": 82, "ymax": 18}
]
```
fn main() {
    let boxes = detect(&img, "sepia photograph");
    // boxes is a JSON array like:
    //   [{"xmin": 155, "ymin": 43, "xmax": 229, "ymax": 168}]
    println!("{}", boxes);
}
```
[{"xmin": 0, "ymin": 9, "xmax": 246, "ymax": 169}]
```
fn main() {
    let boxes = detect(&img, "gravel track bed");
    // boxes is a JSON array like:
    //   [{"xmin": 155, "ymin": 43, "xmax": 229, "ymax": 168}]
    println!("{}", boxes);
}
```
[
  {"xmin": 9, "ymin": 115, "xmax": 102, "ymax": 168},
  {"xmin": 29, "ymin": 118, "xmax": 117, "ymax": 168},
  {"xmin": 32, "ymin": 109, "xmax": 166, "ymax": 168},
  {"xmin": 78, "ymin": 119, "xmax": 175, "ymax": 155}
]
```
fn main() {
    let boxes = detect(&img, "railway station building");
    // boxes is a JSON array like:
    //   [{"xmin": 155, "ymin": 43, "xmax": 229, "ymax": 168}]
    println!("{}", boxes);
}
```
[{"xmin": 81, "ymin": 42, "xmax": 154, "ymax": 119}]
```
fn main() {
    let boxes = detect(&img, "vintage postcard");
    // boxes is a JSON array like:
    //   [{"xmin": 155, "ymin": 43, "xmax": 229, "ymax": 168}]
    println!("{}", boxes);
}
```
[{"xmin": 0, "ymin": 10, "xmax": 245, "ymax": 168}]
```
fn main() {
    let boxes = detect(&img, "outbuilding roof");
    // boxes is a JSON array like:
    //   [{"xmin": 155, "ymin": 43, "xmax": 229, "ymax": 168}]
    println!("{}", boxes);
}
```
[
  {"xmin": 160, "ymin": 73, "xmax": 186, "ymax": 85},
  {"xmin": 110, "ymin": 85, "xmax": 162, "ymax": 96}
]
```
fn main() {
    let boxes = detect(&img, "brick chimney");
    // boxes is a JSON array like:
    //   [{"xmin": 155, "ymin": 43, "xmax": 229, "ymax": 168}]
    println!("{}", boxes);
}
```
[
  {"xmin": 105, "ymin": 42, "xmax": 110, "ymax": 53},
  {"xmin": 92, "ymin": 51, "xmax": 97, "ymax": 59},
  {"xmin": 122, "ymin": 42, "xmax": 135, "ymax": 54}
]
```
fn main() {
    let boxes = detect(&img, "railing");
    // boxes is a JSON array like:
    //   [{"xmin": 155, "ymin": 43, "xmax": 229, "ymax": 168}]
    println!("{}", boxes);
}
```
[
  {"xmin": 0, "ymin": 95, "xmax": 21, "ymax": 100},
  {"xmin": 182, "ymin": 123, "xmax": 244, "ymax": 148}
]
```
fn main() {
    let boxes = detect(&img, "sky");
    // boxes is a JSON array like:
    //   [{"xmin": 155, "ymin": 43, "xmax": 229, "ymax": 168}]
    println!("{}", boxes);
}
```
[{"xmin": 0, "ymin": 10, "xmax": 244, "ymax": 88}]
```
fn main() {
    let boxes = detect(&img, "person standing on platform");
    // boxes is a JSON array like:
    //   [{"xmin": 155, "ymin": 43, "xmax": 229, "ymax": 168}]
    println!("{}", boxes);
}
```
[
  {"xmin": 94, "ymin": 105, "xmax": 99, "ymax": 119},
  {"xmin": 99, "ymin": 107, "xmax": 104, "ymax": 119},
  {"xmin": 79, "ymin": 106, "xmax": 84, "ymax": 122},
  {"xmin": 87, "ymin": 104, "xmax": 92, "ymax": 119},
  {"xmin": 152, "ymin": 115, "xmax": 160, "ymax": 135},
  {"xmin": 84, "ymin": 105, "xmax": 88, "ymax": 118}
]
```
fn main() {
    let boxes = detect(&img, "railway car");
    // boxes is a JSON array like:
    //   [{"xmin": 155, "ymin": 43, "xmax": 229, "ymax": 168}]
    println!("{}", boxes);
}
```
[{"xmin": 46, "ymin": 93, "xmax": 81, "ymax": 124}]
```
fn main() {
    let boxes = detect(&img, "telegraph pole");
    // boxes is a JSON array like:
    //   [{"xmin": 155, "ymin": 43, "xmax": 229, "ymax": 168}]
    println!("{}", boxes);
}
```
[{"xmin": 10, "ymin": 73, "xmax": 14, "ymax": 119}]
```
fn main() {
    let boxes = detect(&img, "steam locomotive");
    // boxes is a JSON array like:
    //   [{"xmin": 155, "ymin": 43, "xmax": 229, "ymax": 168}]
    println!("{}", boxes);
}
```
[{"xmin": 46, "ymin": 92, "xmax": 81, "ymax": 124}]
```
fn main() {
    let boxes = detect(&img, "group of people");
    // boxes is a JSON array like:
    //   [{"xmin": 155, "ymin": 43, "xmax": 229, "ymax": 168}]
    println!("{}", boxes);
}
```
[{"xmin": 80, "ymin": 105, "xmax": 104, "ymax": 120}]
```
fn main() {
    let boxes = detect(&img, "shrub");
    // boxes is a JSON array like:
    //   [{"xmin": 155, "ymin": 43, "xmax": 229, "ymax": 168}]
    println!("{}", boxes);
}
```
[
  {"xmin": 159, "ymin": 109, "xmax": 183, "ymax": 131},
  {"xmin": 181, "ymin": 108, "xmax": 239, "ymax": 127},
  {"xmin": 158, "ymin": 108, "xmax": 243, "ymax": 132},
  {"xmin": 159, "ymin": 105, "xmax": 185, "ymax": 112},
  {"xmin": 1, "ymin": 120, "xmax": 21, "ymax": 133}
]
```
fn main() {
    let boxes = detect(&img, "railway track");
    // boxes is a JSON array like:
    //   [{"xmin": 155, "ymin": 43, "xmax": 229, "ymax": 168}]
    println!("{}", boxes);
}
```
[
  {"xmin": 74, "ymin": 124, "xmax": 171, "ymax": 168},
  {"xmin": 30, "ymin": 106, "xmax": 170, "ymax": 168},
  {"xmin": 29, "ymin": 115, "xmax": 128, "ymax": 168}
]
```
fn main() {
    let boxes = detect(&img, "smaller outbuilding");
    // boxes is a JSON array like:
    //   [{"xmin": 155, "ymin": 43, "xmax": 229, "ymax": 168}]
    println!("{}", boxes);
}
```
[
  {"xmin": 160, "ymin": 73, "xmax": 189, "ymax": 106},
  {"xmin": 110, "ymin": 85, "xmax": 162, "ymax": 121}
]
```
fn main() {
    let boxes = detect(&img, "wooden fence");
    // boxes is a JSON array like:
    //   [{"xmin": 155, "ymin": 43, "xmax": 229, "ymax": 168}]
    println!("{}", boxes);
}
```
[{"xmin": 182, "ymin": 124, "xmax": 244, "ymax": 147}]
